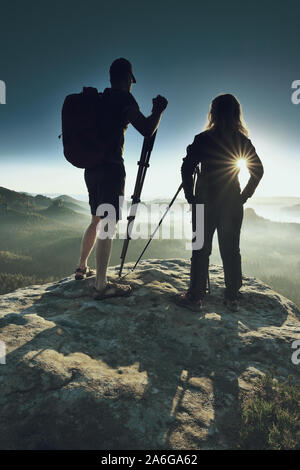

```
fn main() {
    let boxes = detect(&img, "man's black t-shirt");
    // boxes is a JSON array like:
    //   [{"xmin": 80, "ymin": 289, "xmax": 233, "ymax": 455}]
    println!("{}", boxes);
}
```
[
  {"xmin": 100, "ymin": 88, "xmax": 139, "ymax": 165},
  {"xmin": 84, "ymin": 88, "xmax": 139, "ymax": 216}
]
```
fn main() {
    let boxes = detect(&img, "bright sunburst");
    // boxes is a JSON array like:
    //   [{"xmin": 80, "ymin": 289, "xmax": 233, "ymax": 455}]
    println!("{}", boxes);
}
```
[
  {"xmin": 236, "ymin": 157, "xmax": 249, "ymax": 187},
  {"xmin": 236, "ymin": 158, "xmax": 247, "ymax": 171}
]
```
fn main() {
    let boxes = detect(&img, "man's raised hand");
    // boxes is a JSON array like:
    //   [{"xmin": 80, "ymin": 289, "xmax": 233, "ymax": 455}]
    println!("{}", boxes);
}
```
[{"xmin": 152, "ymin": 95, "xmax": 168, "ymax": 113}]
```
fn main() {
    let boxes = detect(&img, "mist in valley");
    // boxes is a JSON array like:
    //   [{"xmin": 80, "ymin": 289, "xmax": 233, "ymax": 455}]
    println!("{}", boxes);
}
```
[{"xmin": 0, "ymin": 186, "xmax": 300, "ymax": 309}]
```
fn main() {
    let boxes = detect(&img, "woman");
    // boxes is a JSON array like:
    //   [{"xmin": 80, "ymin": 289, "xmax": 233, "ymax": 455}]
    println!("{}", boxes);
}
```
[{"xmin": 180, "ymin": 94, "xmax": 264, "ymax": 311}]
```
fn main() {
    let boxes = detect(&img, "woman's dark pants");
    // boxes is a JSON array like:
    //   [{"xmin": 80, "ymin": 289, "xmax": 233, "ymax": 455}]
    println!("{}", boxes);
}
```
[{"xmin": 188, "ymin": 197, "xmax": 244, "ymax": 301}]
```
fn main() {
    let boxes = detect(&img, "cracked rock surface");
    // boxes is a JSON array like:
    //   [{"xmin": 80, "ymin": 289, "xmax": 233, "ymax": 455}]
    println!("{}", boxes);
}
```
[{"xmin": 0, "ymin": 259, "xmax": 300, "ymax": 449}]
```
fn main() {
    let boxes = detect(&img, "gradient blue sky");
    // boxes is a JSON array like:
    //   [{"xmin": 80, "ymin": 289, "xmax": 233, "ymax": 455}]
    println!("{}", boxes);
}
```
[{"xmin": 0, "ymin": 0, "xmax": 299, "ymax": 198}]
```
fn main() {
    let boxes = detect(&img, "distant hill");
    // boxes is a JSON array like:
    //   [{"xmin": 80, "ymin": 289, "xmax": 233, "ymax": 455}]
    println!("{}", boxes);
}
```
[
  {"xmin": 0, "ymin": 186, "xmax": 36, "ymax": 212},
  {"xmin": 251, "ymin": 197, "xmax": 300, "ymax": 207},
  {"xmin": 281, "ymin": 204, "xmax": 300, "ymax": 213},
  {"xmin": 53, "ymin": 194, "xmax": 87, "ymax": 207},
  {"xmin": 0, "ymin": 187, "xmax": 90, "ymax": 231},
  {"xmin": 243, "ymin": 207, "xmax": 266, "ymax": 222},
  {"xmin": 0, "ymin": 186, "xmax": 54, "ymax": 212},
  {"xmin": 41, "ymin": 200, "xmax": 78, "ymax": 219},
  {"xmin": 33, "ymin": 194, "xmax": 53, "ymax": 209},
  {"xmin": 53, "ymin": 195, "xmax": 89, "ymax": 213},
  {"xmin": 0, "ymin": 186, "xmax": 89, "ymax": 215}
]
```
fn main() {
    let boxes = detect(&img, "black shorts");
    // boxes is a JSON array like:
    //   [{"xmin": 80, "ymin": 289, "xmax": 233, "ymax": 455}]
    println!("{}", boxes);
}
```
[{"xmin": 84, "ymin": 162, "xmax": 126, "ymax": 220}]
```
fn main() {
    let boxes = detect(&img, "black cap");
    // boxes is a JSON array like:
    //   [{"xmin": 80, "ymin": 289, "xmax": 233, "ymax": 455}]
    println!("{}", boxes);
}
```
[{"xmin": 109, "ymin": 58, "xmax": 136, "ymax": 83}]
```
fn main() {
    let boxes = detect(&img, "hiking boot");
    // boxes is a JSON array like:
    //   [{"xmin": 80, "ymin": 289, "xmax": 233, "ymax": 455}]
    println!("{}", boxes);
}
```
[
  {"xmin": 223, "ymin": 297, "xmax": 239, "ymax": 312},
  {"xmin": 175, "ymin": 291, "xmax": 203, "ymax": 310}
]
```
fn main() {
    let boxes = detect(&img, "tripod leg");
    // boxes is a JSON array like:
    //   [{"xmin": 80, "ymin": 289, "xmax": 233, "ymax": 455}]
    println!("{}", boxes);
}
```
[{"xmin": 119, "ymin": 133, "xmax": 157, "ymax": 277}]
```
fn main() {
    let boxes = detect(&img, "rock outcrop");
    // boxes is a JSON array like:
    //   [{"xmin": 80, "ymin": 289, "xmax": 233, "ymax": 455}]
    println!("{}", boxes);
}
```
[{"xmin": 1, "ymin": 259, "xmax": 300, "ymax": 450}]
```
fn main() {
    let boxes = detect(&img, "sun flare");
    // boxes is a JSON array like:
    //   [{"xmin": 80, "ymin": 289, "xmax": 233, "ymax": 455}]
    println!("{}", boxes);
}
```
[{"xmin": 237, "ymin": 158, "xmax": 247, "ymax": 171}]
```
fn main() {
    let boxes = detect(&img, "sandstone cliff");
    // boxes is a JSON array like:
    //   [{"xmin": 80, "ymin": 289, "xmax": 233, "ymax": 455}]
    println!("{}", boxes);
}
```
[{"xmin": 0, "ymin": 259, "xmax": 300, "ymax": 449}]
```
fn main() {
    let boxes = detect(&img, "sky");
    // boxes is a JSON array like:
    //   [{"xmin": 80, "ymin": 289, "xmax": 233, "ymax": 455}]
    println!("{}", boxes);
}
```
[{"xmin": 0, "ymin": 0, "xmax": 299, "ymax": 199}]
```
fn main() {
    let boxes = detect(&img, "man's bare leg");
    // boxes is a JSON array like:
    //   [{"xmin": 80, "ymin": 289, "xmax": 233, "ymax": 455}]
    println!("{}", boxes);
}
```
[
  {"xmin": 95, "ymin": 218, "xmax": 117, "ymax": 291},
  {"xmin": 93, "ymin": 217, "xmax": 132, "ymax": 299},
  {"xmin": 78, "ymin": 215, "xmax": 101, "ymax": 269}
]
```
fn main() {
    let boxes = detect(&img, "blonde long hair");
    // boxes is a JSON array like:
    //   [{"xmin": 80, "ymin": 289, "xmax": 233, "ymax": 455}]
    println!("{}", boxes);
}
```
[{"xmin": 205, "ymin": 93, "xmax": 249, "ymax": 137}]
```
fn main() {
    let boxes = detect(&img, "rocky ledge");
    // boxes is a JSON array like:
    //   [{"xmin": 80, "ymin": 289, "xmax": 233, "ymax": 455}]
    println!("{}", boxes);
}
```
[{"xmin": 0, "ymin": 259, "xmax": 300, "ymax": 449}]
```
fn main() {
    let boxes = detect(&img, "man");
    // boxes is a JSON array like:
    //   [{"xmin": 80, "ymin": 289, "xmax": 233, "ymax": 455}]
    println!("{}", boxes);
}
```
[{"xmin": 75, "ymin": 58, "xmax": 168, "ymax": 300}]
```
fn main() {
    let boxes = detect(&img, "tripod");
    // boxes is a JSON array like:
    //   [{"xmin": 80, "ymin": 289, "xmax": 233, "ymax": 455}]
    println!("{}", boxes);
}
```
[{"xmin": 118, "ymin": 131, "xmax": 157, "ymax": 277}]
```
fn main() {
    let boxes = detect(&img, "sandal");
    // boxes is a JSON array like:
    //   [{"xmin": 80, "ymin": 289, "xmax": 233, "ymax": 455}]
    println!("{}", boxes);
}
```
[
  {"xmin": 75, "ymin": 266, "xmax": 95, "ymax": 281},
  {"xmin": 94, "ymin": 282, "xmax": 132, "ymax": 300},
  {"xmin": 174, "ymin": 291, "xmax": 203, "ymax": 310}
]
